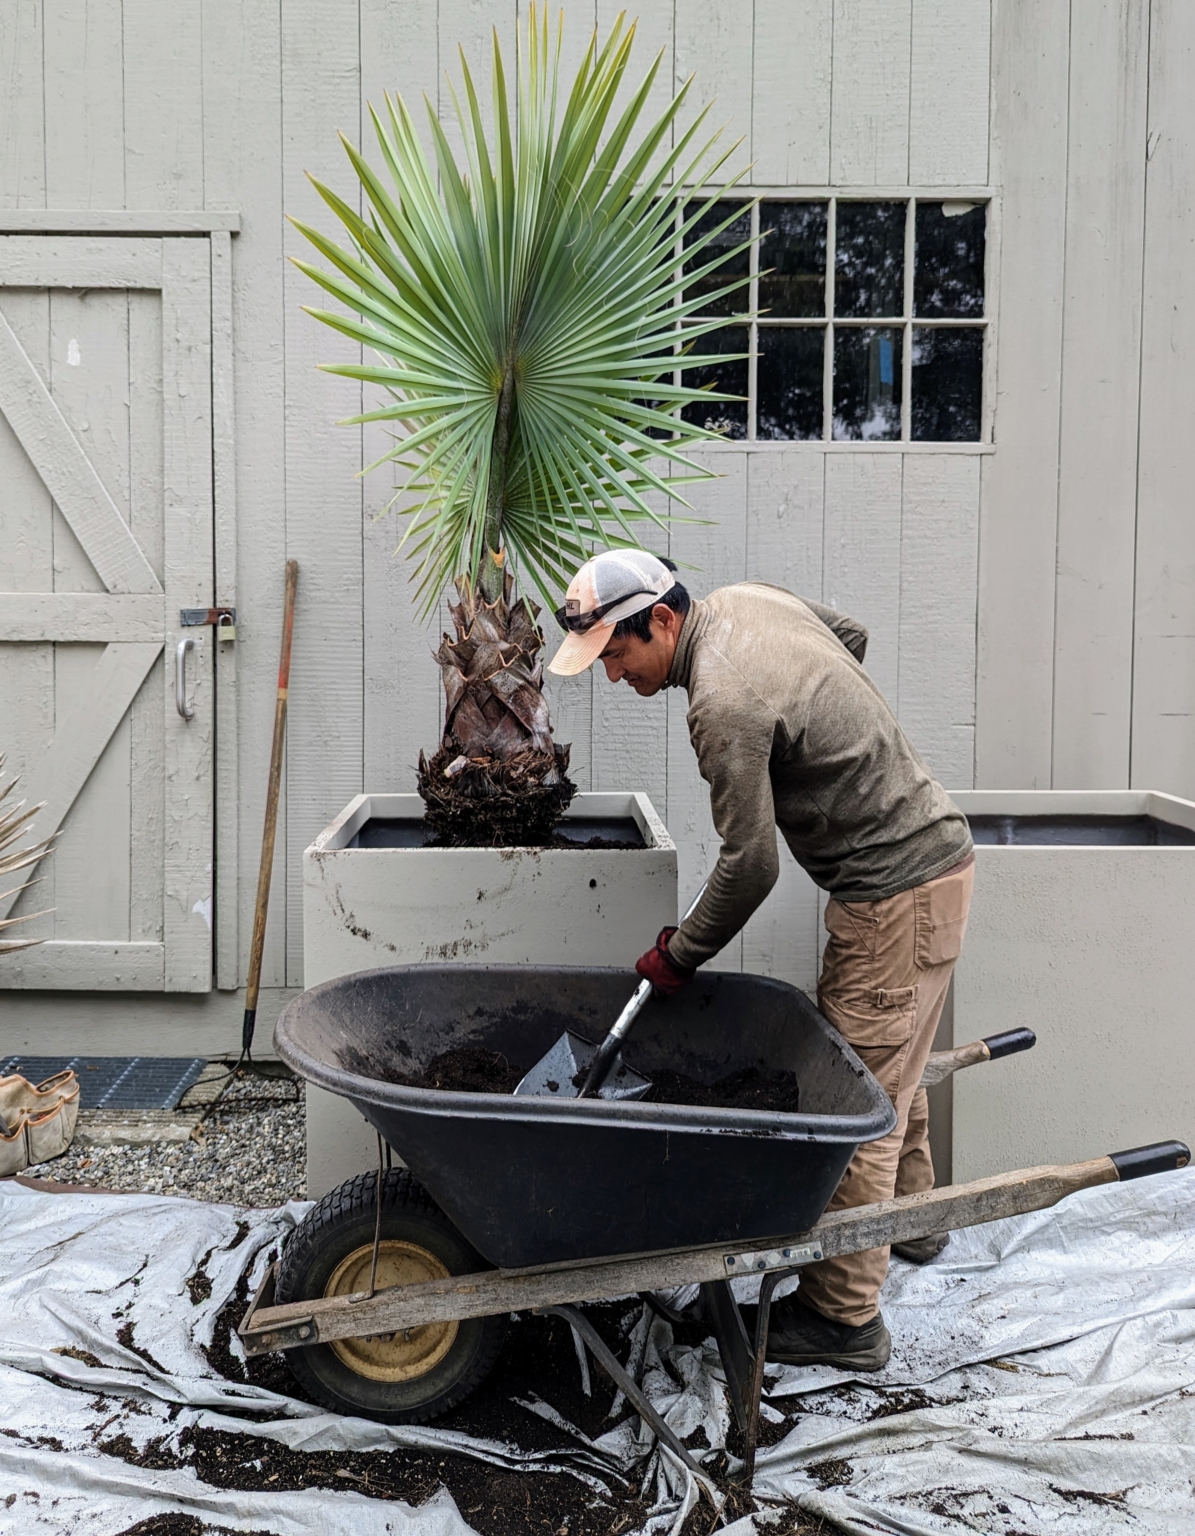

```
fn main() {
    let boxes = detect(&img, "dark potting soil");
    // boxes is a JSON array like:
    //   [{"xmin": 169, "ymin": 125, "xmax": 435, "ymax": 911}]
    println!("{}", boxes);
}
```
[
  {"xmin": 646, "ymin": 1066, "xmax": 801, "ymax": 1114},
  {"xmin": 185, "ymin": 1288, "xmax": 825, "ymax": 1536},
  {"xmin": 378, "ymin": 1046, "xmax": 524, "ymax": 1095},
  {"xmin": 422, "ymin": 832, "xmax": 643, "ymax": 851},
  {"xmin": 378, "ymin": 1048, "xmax": 801, "ymax": 1111},
  {"xmin": 547, "ymin": 833, "xmax": 643, "ymax": 850},
  {"xmin": 111, "ymin": 1519, "xmax": 275, "ymax": 1536}
]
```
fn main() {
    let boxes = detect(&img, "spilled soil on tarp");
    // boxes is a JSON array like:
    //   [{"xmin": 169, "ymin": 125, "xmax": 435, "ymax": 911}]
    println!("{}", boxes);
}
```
[
  {"xmin": 160, "ymin": 1291, "xmax": 827, "ymax": 1536},
  {"xmin": 376, "ymin": 1048, "xmax": 801, "ymax": 1112}
]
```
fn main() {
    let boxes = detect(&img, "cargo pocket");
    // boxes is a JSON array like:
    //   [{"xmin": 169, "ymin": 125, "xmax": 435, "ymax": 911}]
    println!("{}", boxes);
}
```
[
  {"xmin": 820, "ymin": 985, "xmax": 918, "ymax": 1051},
  {"xmin": 914, "ymin": 864, "xmax": 974, "ymax": 969}
]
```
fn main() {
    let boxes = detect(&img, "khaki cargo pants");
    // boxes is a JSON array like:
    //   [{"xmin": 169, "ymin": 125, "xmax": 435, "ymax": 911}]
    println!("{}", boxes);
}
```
[{"xmin": 797, "ymin": 858, "xmax": 974, "ymax": 1327}]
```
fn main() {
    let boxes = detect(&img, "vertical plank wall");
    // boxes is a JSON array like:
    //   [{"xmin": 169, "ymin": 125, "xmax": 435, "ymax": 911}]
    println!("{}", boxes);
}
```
[
  {"xmin": 980, "ymin": 0, "xmax": 1188, "ymax": 798},
  {"xmin": 1132, "ymin": 0, "xmax": 1195, "ymax": 797},
  {"xmin": 3, "ymin": 0, "xmax": 1190, "ymax": 1053}
]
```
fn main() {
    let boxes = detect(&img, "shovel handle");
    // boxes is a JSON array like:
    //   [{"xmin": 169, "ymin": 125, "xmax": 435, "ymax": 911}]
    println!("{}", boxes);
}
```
[
  {"xmin": 577, "ymin": 985, "xmax": 652, "ymax": 1097},
  {"xmin": 608, "ymin": 978, "xmax": 655, "ymax": 1045},
  {"xmin": 578, "ymin": 881, "xmax": 710, "ymax": 1099}
]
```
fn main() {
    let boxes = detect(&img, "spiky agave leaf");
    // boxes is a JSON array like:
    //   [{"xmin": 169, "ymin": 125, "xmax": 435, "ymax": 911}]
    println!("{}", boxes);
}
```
[
  {"xmin": 0, "ymin": 756, "xmax": 54, "ymax": 955},
  {"xmin": 292, "ymin": 5, "xmax": 756, "ymax": 614}
]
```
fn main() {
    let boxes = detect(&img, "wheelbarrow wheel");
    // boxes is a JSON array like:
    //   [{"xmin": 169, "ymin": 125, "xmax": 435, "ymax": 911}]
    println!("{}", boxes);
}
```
[{"xmin": 274, "ymin": 1167, "xmax": 506, "ymax": 1423}]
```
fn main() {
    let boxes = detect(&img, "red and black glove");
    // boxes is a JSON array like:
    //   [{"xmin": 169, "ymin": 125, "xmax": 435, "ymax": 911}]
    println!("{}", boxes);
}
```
[{"xmin": 635, "ymin": 926, "xmax": 694, "ymax": 996}]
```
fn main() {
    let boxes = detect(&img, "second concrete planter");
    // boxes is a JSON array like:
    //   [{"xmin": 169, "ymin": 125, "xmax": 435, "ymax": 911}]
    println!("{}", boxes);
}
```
[{"xmin": 947, "ymin": 790, "xmax": 1195, "ymax": 1182}]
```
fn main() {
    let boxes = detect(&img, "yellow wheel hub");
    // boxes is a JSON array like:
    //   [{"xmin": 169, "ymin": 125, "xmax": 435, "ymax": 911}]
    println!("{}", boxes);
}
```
[{"xmin": 323, "ymin": 1240, "xmax": 458, "ymax": 1382}]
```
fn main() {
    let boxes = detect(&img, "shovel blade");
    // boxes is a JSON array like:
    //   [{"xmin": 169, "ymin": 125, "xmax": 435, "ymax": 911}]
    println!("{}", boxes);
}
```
[{"xmin": 514, "ymin": 1031, "xmax": 652, "ymax": 1101}]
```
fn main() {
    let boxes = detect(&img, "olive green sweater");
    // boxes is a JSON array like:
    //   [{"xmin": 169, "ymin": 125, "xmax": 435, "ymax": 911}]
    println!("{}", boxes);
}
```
[{"xmin": 666, "ymin": 584, "xmax": 972, "ymax": 973}]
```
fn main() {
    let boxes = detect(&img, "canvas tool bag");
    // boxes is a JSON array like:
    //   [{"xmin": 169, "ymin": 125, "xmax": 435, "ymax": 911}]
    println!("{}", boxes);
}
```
[{"xmin": 0, "ymin": 1069, "xmax": 80, "ymax": 1176}]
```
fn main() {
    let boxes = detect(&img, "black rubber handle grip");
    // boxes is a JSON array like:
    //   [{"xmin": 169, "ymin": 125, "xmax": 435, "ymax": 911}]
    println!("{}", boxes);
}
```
[
  {"xmin": 1109, "ymin": 1141, "xmax": 1191, "ymax": 1180},
  {"xmin": 982, "ymin": 1028, "xmax": 1037, "ymax": 1059}
]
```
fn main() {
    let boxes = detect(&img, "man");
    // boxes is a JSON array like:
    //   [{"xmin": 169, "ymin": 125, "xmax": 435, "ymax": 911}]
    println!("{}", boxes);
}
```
[{"xmin": 549, "ymin": 548, "xmax": 973, "ymax": 1371}]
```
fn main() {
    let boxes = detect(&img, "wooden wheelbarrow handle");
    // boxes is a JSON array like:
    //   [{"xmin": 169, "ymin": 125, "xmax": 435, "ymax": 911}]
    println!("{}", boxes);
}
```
[
  {"xmin": 920, "ymin": 1027, "xmax": 1037, "ymax": 1088},
  {"xmin": 239, "ymin": 1140, "xmax": 1190, "ymax": 1351}
]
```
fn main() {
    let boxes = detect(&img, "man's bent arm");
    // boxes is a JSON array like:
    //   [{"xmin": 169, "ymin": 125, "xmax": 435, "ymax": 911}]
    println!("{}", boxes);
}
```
[{"xmin": 668, "ymin": 695, "xmax": 782, "ymax": 972}]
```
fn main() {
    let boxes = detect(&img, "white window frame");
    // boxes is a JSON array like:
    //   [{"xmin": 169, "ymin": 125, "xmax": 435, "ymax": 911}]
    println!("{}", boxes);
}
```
[{"xmin": 677, "ymin": 185, "xmax": 998, "ymax": 453}]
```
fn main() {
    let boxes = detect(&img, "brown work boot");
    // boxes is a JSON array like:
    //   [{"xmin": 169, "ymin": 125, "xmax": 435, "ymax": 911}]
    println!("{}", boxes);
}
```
[
  {"xmin": 892, "ymin": 1232, "xmax": 950, "ymax": 1264},
  {"xmin": 766, "ymin": 1295, "xmax": 891, "ymax": 1370}
]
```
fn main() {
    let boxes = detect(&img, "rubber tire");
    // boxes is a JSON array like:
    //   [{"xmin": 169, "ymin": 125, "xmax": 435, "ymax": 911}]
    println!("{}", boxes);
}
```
[{"xmin": 275, "ymin": 1168, "xmax": 507, "ymax": 1423}]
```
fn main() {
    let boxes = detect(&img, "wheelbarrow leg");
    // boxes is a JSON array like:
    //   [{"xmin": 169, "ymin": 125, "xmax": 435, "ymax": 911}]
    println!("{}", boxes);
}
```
[
  {"xmin": 701, "ymin": 1280, "xmax": 753, "ymax": 1434},
  {"xmin": 702, "ymin": 1268, "xmax": 801, "ymax": 1483},
  {"xmin": 538, "ymin": 1304, "xmax": 705, "ymax": 1480}
]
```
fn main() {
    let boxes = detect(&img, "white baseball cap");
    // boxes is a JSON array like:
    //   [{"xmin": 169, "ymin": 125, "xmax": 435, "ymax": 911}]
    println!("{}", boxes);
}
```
[{"xmin": 548, "ymin": 550, "xmax": 676, "ymax": 676}]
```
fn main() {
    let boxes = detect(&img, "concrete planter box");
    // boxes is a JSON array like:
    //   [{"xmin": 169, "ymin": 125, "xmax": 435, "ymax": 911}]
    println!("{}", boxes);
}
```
[
  {"xmin": 301, "ymin": 791, "xmax": 677, "ymax": 1192},
  {"xmin": 945, "ymin": 790, "xmax": 1195, "ymax": 1182}
]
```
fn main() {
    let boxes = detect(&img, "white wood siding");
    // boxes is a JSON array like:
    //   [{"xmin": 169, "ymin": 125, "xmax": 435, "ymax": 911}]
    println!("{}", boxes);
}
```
[
  {"xmin": 978, "ymin": 0, "xmax": 1188, "ymax": 798},
  {"xmin": 1132, "ymin": 0, "xmax": 1195, "ymax": 796},
  {"xmin": 975, "ymin": 0, "xmax": 1069, "ymax": 789},
  {"xmin": 1, "ymin": 0, "xmax": 1191, "ymax": 1047}
]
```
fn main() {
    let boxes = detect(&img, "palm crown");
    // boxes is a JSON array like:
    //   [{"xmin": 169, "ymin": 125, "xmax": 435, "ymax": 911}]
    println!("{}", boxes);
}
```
[
  {"xmin": 293, "ymin": 5, "xmax": 753, "ymax": 610},
  {"xmin": 293, "ymin": 7, "xmax": 754, "ymax": 843}
]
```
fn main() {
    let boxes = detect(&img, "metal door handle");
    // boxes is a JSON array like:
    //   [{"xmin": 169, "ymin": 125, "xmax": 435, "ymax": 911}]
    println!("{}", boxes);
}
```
[{"xmin": 175, "ymin": 637, "xmax": 196, "ymax": 720}]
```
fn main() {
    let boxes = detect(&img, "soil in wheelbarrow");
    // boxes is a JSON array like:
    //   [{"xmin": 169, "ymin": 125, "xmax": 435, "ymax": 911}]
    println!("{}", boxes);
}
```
[
  {"xmin": 379, "ymin": 1046, "xmax": 801, "ymax": 1112},
  {"xmin": 643, "ymin": 1066, "xmax": 801, "ymax": 1113},
  {"xmin": 187, "ymin": 1282, "xmax": 827, "ymax": 1536}
]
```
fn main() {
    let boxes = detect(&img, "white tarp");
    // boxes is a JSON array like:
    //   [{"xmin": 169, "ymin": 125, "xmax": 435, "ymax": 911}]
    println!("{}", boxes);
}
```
[{"xmin": 1, "ymin": 1167, "xmax": 1193, "ymax": 1535}]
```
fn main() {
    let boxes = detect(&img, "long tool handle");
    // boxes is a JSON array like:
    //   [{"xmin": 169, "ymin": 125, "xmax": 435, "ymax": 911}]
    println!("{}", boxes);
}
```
[
  {"xmin": 242, "ymin": 561, "xmax": 299, "ymax": 1057},
  {"xmin": 578, "ymin": 879, "xmax": 709, "ymax": 1098}
]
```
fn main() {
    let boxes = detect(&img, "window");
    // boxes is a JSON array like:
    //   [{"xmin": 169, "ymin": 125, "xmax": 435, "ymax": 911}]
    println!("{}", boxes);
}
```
[{"xmin": 678, "ymin": 197, "xmax": 987, "ymax": 443}]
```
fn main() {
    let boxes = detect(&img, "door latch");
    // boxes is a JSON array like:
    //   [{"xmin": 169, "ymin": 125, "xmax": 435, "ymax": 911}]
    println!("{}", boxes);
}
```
[{"xmin": 180, "ymin": 607, "xmax": 236, "ymax": 642}]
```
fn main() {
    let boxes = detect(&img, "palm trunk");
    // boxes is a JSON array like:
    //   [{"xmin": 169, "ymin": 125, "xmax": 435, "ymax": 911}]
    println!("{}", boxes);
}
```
[
  {"xmin": 417, "ymin": 571, "xmax": 575, "ymax": 846},
  {"xmin": 417, "ymin": 358, "xmax": 575, "ymax": 845}
]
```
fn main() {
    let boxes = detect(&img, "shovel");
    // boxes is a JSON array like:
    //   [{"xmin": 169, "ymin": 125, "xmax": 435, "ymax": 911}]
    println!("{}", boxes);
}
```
[{"xmin": 515, "ymin": 882, "xmax": 709, "ymax": 1102}]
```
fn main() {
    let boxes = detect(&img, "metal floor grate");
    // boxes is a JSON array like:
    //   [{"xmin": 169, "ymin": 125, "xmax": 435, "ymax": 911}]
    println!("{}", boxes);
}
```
[{"xmin": 0, "ymin": 1056, "xmax": 208, "ymax": 1110}]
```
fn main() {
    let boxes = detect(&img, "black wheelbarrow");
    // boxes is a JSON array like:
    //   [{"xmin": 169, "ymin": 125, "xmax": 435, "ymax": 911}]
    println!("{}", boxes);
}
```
[{"xmin": 242, "ymin": 964, "xmax": 1189, "ymax": 1481}]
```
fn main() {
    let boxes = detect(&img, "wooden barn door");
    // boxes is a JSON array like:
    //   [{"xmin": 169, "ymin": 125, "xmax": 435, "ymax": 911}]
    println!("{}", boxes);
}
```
[{"xmin": 0, "ymin": 237, "xmax": 214, "ymax": 991}]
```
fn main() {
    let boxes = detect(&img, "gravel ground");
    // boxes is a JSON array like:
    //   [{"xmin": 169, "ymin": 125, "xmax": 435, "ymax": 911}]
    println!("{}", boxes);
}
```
[{"xmin": 25, "ymin": 1063, "xmax": 307, "ymax": 1206}]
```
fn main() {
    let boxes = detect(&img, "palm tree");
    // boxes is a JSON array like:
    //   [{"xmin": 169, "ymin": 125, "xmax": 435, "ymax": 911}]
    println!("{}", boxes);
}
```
[
  {"xmin": 293, "ymin": 6, "xmax": 753, "ymax": 844},
  {"xmin": 0, "ymin": 757, "xmax": 53, "ymax": 955}
]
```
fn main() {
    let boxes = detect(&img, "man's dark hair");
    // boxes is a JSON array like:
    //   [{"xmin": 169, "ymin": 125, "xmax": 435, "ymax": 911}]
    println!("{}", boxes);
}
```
[{"xmin": 611, "ymin": 556, "xmax": 691, "ymax": 642}]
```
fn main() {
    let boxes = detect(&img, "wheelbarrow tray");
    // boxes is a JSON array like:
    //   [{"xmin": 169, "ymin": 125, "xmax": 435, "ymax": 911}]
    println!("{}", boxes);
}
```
[{"xmin": 275, "ymin": 964, "xmax": 896, "ymax": 1267}]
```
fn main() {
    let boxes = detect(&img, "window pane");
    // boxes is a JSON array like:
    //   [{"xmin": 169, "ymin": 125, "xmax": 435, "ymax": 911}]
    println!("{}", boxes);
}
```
[
  {"xmin": 679, "ymin": 325, "xmax": 749, "ymax": 438},
  {"xmin": 833, "ymin": 327, "xmax": 902, "ymax": 440},
  {"xmin": 759, "ymin": 201, "xmax": 827, "ymax": 318},
  {"xmin": 911, "ymin": 327, "xmax": 983, "ymax": 441},
  {"xmin": 834, "ymin": 201, "xmax": 905, "ymax": 317},
  {"xmin": 757, "ymin": 326, "xmax": 825, "ymax": 440},
  {"xmin": 683, "ymin": 200, "xmax": 752, "ymax": 318},
  {"xmin": 914, "ymin": 202, "xmax": 985, "ymax": 317}
]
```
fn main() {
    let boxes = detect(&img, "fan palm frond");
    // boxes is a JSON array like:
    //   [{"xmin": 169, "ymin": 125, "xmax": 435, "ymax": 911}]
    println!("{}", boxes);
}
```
[{"xmin": 293, "ymin": 4, "xmax": 755, "ymax": 614}]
